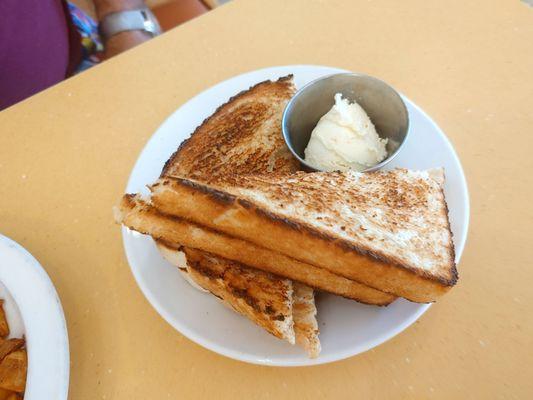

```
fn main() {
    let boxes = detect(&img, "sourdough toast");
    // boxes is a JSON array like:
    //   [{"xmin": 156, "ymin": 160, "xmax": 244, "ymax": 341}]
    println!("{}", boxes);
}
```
[
  {"xmin": 155, "ymin": 76, "xmax": 320, "ymax": 353},
  {"xmin": 115, "ymin": 195, "xmax": 395, "ymax": 305},
  {"xmin": 150, "ymin": 169, "xmax": 456, "ymax": 303}
]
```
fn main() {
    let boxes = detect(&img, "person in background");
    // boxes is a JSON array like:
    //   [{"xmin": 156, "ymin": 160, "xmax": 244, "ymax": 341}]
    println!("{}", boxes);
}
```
[{"xmin": 0, "ymin": 0, "xmax": 161, "ymax": 110}]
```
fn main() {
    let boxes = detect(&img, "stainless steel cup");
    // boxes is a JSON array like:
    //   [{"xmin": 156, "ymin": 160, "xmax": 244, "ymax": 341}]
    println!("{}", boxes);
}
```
[{"xmin": 282, "ymin": 73, "xmax": 409, "ymax": 172}]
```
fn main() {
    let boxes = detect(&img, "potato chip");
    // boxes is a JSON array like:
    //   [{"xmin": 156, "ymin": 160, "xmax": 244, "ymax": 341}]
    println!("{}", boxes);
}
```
[
  {"xmin": 0, "ymin": 350, "xmax": 27, "ymax": 392},
  {"xmin": 5, "ymin": 392, "xmax": 21, "ymax": 400},
  {"xmin": 0, "ymin": 388, "xmax": 14, "ymax": 400},
  {"xmin": 0, "ymin": 340, "xmax": 24, "ymax": 363},
  {"xmin": 0, "ymin": 302, "xmax": 8, "ymax": 339}
]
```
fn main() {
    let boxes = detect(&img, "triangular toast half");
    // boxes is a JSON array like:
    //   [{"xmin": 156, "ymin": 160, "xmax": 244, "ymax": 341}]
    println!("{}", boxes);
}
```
[
  {"xmin": 115, "ymin": 194, "xmax": 395, "ymax": 305},
  {"xmin": 162, "ymin": 75, "xmax": 299, "ymax": 179},
  {"xmin": 150, "ymin": 169, "xmax": 456, "ymax": 303}
]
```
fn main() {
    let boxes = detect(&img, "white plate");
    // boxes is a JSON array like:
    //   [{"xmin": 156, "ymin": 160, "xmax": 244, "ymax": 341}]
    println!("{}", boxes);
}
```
[
  {"xmin": 0, "ymin": 234, "xmax": 69, "ymax": 398},
  {"xmin": 121, "ymin": 65, "xmax": 469, "ymax": 366}
]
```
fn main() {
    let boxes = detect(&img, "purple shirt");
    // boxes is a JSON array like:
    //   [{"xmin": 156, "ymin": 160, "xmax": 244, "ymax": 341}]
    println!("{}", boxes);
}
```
[{"xmin": 0, "ymin": 0, "xmax": 81, "ymax": 110}]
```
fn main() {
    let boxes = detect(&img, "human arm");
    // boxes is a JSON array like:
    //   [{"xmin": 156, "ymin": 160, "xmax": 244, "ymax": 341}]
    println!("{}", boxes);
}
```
[{"xmin": 92, "ymin": 0, "xmax": 154, "ymax": 59}]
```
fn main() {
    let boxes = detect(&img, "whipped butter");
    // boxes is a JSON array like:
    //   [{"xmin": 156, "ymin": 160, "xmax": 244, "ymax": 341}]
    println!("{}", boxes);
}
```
[{"xmin": 304, "ymin": 93, "xmax": 388, "ymax": 171}]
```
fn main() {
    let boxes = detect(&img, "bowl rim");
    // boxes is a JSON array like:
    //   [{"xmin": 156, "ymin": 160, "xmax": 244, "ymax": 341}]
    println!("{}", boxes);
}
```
[{"xmin": 281, "ymin": 72, "xmax": 410, "ymax": 172}]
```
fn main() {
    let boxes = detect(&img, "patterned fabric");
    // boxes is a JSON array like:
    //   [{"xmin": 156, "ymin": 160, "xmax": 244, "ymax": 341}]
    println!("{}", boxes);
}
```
[{"xmin": 67, "ymin": 2, "xmax": 103, "ymax": 72}]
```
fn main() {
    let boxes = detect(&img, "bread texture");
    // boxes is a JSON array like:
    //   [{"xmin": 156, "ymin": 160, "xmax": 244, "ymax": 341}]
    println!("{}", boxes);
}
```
[
  {"xmin": 116, "ymin": 195, "xmax": 395, "ymax": 305},
  {"xmin": 150, "ymin": 169, "xmax": 456, "ymax": 303}
]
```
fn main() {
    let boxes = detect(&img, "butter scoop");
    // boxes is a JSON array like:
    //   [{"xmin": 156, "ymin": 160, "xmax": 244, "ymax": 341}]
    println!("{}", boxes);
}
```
[{"xmin": 304, "ymin": 93, "xmax": 388, "ymax": 171}]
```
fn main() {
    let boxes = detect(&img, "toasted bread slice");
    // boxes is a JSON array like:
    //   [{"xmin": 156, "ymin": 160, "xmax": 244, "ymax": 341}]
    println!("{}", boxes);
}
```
[
  {"xmin": 150, "ymin": 169, "xmax": 457, "ymax": 303},
  {"xmin": 157, "ymin": 242, "xmax": 320, "ymax": 357},
  {"xmin": 115, "ymin": 195, "xmax": 395, "ymax": 305},
  {"xmin": 157, "ymin": 241, "xmax": 293, "ymax": 339},
  {"xmin": 161, "ymin": 75, "xmax": 300, "ymax": 180}
]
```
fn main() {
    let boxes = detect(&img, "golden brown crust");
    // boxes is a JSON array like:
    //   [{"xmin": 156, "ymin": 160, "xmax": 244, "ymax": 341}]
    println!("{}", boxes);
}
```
[
  {"xmin": 151, "ymin": 171, "xmax": 456, "ymax": 303},
  {"xmin": 116, "ymin": 195, "xmax": 395, "ymax": 305}
]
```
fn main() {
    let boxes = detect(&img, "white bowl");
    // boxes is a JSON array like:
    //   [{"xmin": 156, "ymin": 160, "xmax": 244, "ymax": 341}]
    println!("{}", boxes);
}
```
[{"xmin": 121, "ymin": 65, "xmax": 469, "ymax": 366}]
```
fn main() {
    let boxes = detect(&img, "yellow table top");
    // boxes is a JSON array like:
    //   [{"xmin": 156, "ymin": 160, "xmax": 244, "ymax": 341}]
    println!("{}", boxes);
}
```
[{"xmin": 1, "ymin": 0, "xmax": 532, "ymax": 398}]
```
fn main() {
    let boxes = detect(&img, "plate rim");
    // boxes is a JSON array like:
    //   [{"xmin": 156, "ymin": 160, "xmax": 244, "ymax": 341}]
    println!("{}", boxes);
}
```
[
  {"xmin": 0, "ymin": 234, "xmax": 70, "ymax": 398},
  {"xmin": 122, "ymin": 64, "xmax": 469, "ymax": 367}
]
